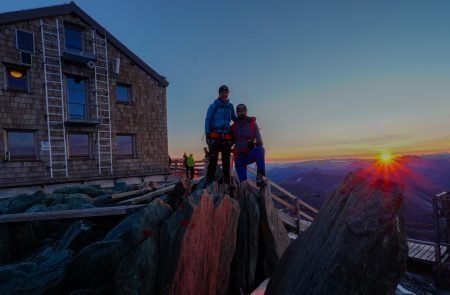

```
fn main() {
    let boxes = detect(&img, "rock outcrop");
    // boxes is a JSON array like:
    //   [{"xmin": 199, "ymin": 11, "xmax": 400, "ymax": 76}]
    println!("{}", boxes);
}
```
[
  {"xmin": 65, "ymin": 199, "xmax": 173, "ymax": 294},
  {"xmin": 0, "ymin": 177, "xmax": 290, "ymax": 294},
  {"xmin": 158, "ymin": 186, "xmax": 240, "ymax": 295},
  {"xmin": 266, "ymin": 172, "xmax": 408, "ymax": 295}
]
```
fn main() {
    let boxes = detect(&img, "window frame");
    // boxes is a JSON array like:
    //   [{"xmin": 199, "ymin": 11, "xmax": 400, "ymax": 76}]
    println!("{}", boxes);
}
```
[
  {"xmin": 15, "ymin": 29, "xmax": 35, "ymax": 52},
  {"xmin": 67, "ymin": 132, "xmax": 91, "ymax": 159},
  {"xmin": 66, "ymin": 75, "xmax": 88, "ymax": 120},
  {"xmin": 4, "ymin": 64, "xmax": 29, "ymax": 92},
  {"xmin": 116, "ymin": 83, "xmax": 132, "ymax": 104},
  {"xmin": 64, "ymin": 25, "xmax": 84, "ymax": 53},
  {"xmin": 116, "ymin": 134, "xmax": 135, "ymax": 158},
  {"xmin": 5, "ymin": 129, "xmax": 37, "ymax": 161}
]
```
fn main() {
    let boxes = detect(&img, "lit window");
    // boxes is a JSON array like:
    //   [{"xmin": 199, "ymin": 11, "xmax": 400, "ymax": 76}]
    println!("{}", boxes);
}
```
[
  {"xmin": 6, "ymin": 65, "xmax": 28, "ymax": 91},
  {"xmin": 65, "ymin": 27, "xmax": 83, "ymax": 52},
  {"xmin": 16, "ymin": 30, "xmax": 34, "ymax": 52},
  {"xmin": 67, "ymin": 77, "xmax": 87, "ymax": 119},
  {"xmin": 7, "ymin": 131, "xmax": 36, "ymax": 160},
  {"xmin": 116, "ymin": 134, "xmax": 134, "ymax": 157},
  {"xmin": 116, "ymin": 83, "xmax": 131, "ymax": 103},
  {"xmin": 68, "ymin": 133, "xmax": 90, "ymax": 158}
]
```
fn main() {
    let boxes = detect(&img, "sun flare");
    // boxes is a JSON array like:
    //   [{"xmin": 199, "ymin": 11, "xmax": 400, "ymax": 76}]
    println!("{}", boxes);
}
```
[{"xmin": 379, "ymin": 152, "xmax": 394, "ymax": 164}]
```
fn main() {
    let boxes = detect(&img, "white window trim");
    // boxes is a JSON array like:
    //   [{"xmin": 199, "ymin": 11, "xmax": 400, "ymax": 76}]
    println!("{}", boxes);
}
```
[
  {"xmin": 64, "ymin": 25, "xmax": 85, "ymax": 53},
  {"xmin": 15, "ymin": 29, "xmax": 35, "ymax": 53},
  {"xmin": 5, "ymin": 129, "xmax": 38, "ymax": 160},
  {"xmin": 68, "ymin": 132, "xmax": 91, "ymax": 159}
]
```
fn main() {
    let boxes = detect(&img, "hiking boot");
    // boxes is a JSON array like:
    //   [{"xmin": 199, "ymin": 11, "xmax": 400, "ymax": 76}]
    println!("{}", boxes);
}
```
[
  {"xmin": 256, "ymin": 174, "xmax": 266, "ymax": 188},
  {"xmin": 228, "ymin": 181, "xmax": 237, "ymax": 191}
]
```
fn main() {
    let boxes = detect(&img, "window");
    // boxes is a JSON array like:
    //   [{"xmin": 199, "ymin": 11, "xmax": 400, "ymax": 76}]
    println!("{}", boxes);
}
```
[
  {"xmin": 67, "ymin": 77, "xmax": 87, "ymax": 119},
  {"xmin": 6, "ymin": 130, "xmax": 36, "ymax": 160},
  {"xmin": 116, "ymin": 134, "xmax": 134, "ymax": 157},
  {"xmin": 65, "ymin": 26, "xmax": 83, "ymax": 52},
  {"xmin": 68, "ymin": 133, "xmax": 90, "ymax": 158},
  {"xmin": 116, "ymin": 83, "xmax": 131, "ymax": 103},
  {"xmin": 16, "ymin": 30, "xmax": 34, "ymax": 52},
  {"xmin": 5, "ymin": 65, "xmax": 28, "ymax": 91}
]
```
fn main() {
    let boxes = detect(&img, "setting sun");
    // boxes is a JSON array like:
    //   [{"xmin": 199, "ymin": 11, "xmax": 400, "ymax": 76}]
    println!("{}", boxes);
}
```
[{"xmin": 379, "ymin": 152, "xmax": 394, "ymax": 164}]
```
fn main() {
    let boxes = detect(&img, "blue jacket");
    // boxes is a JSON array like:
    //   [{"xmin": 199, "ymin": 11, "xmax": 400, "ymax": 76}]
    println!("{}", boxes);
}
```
[{"xmin": 204, "ymin": 98, "xmax": 237, "ymax": 135}]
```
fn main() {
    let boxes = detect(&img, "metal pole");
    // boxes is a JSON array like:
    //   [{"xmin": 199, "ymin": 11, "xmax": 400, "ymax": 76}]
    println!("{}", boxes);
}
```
[
  {"xmin": 296, "ymin": 198, "xmax": 302, "ymax": 235},
  {"xmin": 433, "ymin": 194, "xmax": 442, "ymax": 287}
]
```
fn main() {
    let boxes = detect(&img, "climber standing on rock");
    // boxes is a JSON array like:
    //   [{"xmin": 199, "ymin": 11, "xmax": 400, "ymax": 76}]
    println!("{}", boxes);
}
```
[
  {"xmin": 204, "ymin": 85, "xmax": 237, "ymax": 185},
  {"xmin": 187, "ymin": 153, "xmax": 195, "ymax": 180},
  {"xmin": 183, "ymin": 152, "xmax": 188, "ymax": 178},
  {"xmin": 231, "ymin": 103, "xmax": 266, "ymax": 187}
]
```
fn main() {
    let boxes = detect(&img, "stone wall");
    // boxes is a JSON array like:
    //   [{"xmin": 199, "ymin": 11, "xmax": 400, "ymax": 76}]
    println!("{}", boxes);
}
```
[{"xmin": 0, "ymin": 14, "xmax": 168, "ymax": 187}]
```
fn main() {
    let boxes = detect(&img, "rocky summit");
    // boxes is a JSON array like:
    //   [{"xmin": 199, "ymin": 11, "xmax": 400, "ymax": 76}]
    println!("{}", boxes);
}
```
[
  {"xmin": 266, "ymin": 172, "xmax": 408, "ymax": 295},
  {"xmin": 0, "ymin": 171, "xmax": 411, "ymax": 295}
]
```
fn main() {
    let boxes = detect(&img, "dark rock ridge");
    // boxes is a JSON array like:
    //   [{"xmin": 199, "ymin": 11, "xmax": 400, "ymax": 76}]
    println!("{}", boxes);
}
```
[
  {"xmin": 266, "ymin": 172, "xmax": 408, "ymax": 295},
  {"xmin": 228, "ymin": 183, "xmax": 290, "ymax": 294}
]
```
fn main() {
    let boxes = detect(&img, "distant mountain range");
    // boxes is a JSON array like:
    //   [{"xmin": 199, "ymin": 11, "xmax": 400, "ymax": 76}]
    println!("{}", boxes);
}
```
[{"xmin": 266, "ymin": 153, "xmax": 450, "ymax": 241}]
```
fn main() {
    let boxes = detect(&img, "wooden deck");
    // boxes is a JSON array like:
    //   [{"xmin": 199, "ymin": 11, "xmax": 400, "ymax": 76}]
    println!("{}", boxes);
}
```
[
  {"xmin": 278, "ymin": 208, "xmax": 449, "ymax": 265},
  {"xmin": 407, "ymin": 239, "xmax": 449, "ymax": 263}
]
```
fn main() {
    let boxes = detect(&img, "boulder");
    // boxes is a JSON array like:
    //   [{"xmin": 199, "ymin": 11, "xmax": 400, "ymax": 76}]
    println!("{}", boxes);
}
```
[
  {"xmin": 2, "ymin": 190, "xmax": 46, "ymax": 214},
  {"xmin": 0, "ymin": 225, "xmax": 11, "ymax": 265},
  {"xmin": 93, "ymin": 194, "xmax": 112, "ymax": 206},
  {"xmin": 43, "ymin": 193, "xmax": 94, "ymax": 209},
  {"xmin": 52, "ymin": 185, "xmax": 104, "ymax": 197},
  {"xmin": 163, "ymin": 178, "xmax": 189, "ymax": 210},
  {"xmin": 266, "ymin": 172, "xmax": 408, "ymax": 295},
  {"xmin": 0, "ymin": 246, "xmax": 72, "ymax": 295},
  {"xmin": 65, "ymin": 199, "xmax": 172, "ymax": 294},
  {"xmin": 55, "ymin": 220, "xmax": 94, "ymax": 252},
  {"xmin": 65, "ymin": 239, "xmax": 123, "ymax": 291},
  {"xmin": 158, "ymin": 185, "xmax": 240, "ymax": 295}
]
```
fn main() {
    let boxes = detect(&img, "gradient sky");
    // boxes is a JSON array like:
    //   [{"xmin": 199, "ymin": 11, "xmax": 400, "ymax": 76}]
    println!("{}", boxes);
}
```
[{"xmin": 2, "ymin": 0, "xmax": 450, "ymax": 162}]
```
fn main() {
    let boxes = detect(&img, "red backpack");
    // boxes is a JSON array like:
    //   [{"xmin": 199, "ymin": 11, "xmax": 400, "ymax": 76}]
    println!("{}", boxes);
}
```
[{"xmin": 231, "ymin": 117, "xmax": 256, "ymax": 155}]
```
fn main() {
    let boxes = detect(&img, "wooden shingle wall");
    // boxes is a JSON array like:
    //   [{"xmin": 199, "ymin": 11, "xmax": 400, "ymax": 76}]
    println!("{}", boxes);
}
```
[{"xmin": 0, "ymin": 14, "xmax": 168, "ymax": 188}]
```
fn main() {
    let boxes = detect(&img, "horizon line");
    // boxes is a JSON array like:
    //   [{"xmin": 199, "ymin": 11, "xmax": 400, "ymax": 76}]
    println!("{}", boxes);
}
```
[{"xmin": 265, "ymin": 150, "xmax": 450, "ymax": 164}]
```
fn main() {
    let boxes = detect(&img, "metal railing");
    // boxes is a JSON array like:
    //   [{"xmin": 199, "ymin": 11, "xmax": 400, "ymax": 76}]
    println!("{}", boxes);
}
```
[{"xmin": 170, "ymin": 158, "xmax": 207, "ymax": 178}]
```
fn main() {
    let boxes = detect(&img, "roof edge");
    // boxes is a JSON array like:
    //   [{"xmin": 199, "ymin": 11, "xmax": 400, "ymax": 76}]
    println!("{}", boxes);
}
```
[{"xmin": 0, "ymin": 1, "xmax": 169, "ymax": 87}]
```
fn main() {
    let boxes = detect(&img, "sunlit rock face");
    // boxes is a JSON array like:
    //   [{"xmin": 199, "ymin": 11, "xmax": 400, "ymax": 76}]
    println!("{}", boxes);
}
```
[
  {"xmin": 158, "ymin": 186, "xmax": 240, "ymax": 295},
  {"xmin": 266, "ymin": 172, "xmax": 408, "ymax": 295}
]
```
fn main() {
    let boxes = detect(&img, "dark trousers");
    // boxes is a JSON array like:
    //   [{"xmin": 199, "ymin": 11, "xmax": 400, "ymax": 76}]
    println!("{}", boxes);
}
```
[
  {"xmin": 206, "ymin": 142, "xmax": 231, "ymax": 183},
  {"xmin": 188, "ymin": 167, "xmax": 194, "ymax": 180}
]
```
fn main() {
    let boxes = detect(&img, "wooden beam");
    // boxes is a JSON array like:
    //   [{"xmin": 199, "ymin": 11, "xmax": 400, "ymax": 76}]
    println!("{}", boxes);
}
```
[
  {"xmin": 277, "ymin": 210, "xmax": 297, "ymax": 228},
  {"xmin": 111, "ymin": 184, "xmax": 150, "ymax": 200},
  {"xmin": 118, "ymin": 184, "xmax": 176, "ymax": 205},
  {"xmin": 0, "ymin": 205, "xmax": 146, "ymax": 224},
  {"xmin": 270, "ymin": 194, "xmax": 295, "ymax": 211},
  {"xmin": 247, "ymin": 180, "xmax": 314, "ymax": 221}
]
